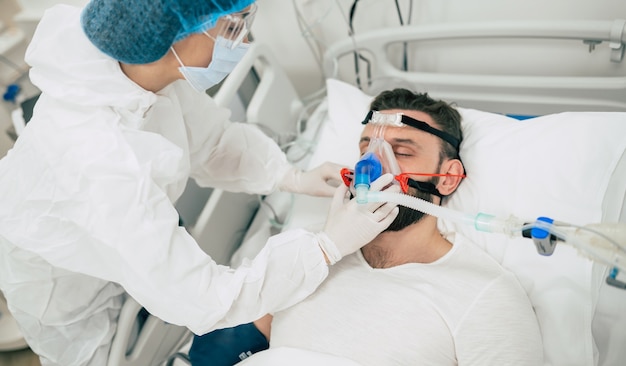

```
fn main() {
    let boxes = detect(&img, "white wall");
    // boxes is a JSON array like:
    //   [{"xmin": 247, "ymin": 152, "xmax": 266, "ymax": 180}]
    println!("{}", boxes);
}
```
[{"xmin": 251, "ymin": 0, "xmax": 626, "ymax": 98}]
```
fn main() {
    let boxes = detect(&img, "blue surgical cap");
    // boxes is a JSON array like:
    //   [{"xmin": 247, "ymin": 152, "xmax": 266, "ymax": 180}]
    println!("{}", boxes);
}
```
[{"xmin": 80, "ymin": 0, "xmax": 256, "ymax": 64}]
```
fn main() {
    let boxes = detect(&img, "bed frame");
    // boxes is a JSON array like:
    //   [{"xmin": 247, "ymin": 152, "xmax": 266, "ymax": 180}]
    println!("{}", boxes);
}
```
[{"xmin": 323, "ymin": 19, "xmax": 626, "ymax": 115}]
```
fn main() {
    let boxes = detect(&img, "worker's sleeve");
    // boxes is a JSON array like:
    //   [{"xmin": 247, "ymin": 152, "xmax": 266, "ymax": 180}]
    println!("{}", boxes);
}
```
[
  {"xmin": 0, "ymin": 107, "xmax": 328, "ymax": 335},
  {"xmin": 178, "ymin": 85, "xmax": 292, "ymax": 195}
]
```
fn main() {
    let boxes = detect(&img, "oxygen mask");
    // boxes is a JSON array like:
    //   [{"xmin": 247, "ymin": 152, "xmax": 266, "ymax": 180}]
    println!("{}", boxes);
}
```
[
  {"xmin": 340, "ymin": 120, "xmax": 403, "ymax": 203},
  {"xmin": 351, "ymin": 135, "xmax": 400, "ymax": 203},
  {"xmin": 340, "ymin": 110, "xmax": 465, "ymax": 203}
]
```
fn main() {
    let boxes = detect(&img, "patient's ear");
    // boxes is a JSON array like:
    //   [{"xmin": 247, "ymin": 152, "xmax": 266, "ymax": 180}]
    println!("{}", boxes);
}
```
[{"xmin": 437, "ymin": 158, "xmax": 464, "ymax": 196}]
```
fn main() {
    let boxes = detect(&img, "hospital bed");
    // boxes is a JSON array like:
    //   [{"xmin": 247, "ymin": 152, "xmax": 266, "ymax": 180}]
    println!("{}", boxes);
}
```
[{"xmin": 107, "ymin": 18, "xmax": 626, "ymax": 366}]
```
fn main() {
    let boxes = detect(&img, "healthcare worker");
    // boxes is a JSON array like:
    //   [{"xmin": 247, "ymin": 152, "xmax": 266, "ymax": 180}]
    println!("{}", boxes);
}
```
[{"xmin": 0, "ymin": 0, "xmax": 399, "ymax": 365}]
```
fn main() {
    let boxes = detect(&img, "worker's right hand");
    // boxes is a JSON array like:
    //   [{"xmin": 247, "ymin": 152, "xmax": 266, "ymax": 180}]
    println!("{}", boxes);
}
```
[{"xmin": 317, "ymin": 174, "xmax": 399, "ymax": 265}]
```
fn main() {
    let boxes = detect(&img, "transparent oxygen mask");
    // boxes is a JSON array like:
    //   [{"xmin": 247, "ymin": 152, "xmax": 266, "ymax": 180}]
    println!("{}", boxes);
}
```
[{"xmin": 353, "ymin": 124, "xmax": 401, "ymax": 203}]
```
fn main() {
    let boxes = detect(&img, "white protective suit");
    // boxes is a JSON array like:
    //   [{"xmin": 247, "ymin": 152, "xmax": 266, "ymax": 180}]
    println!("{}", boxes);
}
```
[{"xmin": 0, "ymin": 5, "xmax": 328, "ymax": 366}]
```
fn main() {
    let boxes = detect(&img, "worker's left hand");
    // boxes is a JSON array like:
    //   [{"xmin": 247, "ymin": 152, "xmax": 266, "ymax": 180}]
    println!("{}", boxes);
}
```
[{"xmin": 278, "ymin": 162, "xmax": 344, "ymax": 197}]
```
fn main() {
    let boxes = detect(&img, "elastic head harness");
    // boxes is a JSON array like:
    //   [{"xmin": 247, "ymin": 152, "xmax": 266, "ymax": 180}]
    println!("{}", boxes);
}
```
[
  {"xmin": 398, "ymin": 174, "xmax": 444, "ymax": 198},
  {"xmin": 361, "ymin": 110, "xmax": 461, "ymax": 152}
]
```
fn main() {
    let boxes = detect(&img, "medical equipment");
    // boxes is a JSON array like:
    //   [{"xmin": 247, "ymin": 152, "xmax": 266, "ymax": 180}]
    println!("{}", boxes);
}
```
[
  {"xmin": 346, "ymin": 108, "xmax": 465, "ymax": 203},
  {"xmin": 352, "ymin": 152, "xmax": 382, "ymax": 203},
  {"xmin": 351, "ymin": 132, "xmax": 396, "ymax": 203},
  {"xmin": 355, "ymin": 188, "xmax": 626, "ymax": 281},
  {"xmin": 343, "ymin": 111, "xmax": 626, "ymax": 278},
  {"xmin": 363, "ymin": 110, "xmax": 461, "ymax": 151}
]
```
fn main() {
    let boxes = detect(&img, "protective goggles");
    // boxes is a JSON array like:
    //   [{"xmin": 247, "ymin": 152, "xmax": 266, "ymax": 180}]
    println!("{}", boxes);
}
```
[{"xmin": 208, "ymin": 3, "xmax": 258, "ymax": 49}]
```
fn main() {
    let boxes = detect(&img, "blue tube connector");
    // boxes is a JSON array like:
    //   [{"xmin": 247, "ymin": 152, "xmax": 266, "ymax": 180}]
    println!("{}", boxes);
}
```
[{"xmin": 354, "ymin": 152, "xmax": 382, "ymax": 203}]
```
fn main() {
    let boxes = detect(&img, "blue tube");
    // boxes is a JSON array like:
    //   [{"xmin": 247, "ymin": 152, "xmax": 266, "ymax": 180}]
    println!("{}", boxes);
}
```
[{"xmin": 354, "ymin": 152, "xmax": 382, "ymax": 203}]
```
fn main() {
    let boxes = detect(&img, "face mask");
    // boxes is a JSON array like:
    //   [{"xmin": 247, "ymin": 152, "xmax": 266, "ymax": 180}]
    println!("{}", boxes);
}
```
[
  {"xmin": 340, "ymin": 115, "xmax": 465, "ymax": 198},
  {"xmin": 172, "ymin": 36, "xmax": 250, "ymax": 93}
]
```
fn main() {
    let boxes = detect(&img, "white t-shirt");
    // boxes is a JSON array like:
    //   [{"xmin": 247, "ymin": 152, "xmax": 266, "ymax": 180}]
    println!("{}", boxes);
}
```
[{"xmin": 269, "ymin": 233, "xmax": 543, "ymax": 365}]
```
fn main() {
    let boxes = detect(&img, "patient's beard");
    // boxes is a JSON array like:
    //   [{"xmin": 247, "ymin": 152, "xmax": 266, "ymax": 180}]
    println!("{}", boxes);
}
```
[{"xmin": 384, "ymin": 181, "xmax": 436, "ymax": 232}]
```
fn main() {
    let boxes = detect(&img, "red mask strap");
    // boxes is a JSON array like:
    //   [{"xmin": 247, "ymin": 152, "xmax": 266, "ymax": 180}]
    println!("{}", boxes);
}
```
[{"xmin": 341, "ymin": 168, "xmax": 354, "ymax": 187}]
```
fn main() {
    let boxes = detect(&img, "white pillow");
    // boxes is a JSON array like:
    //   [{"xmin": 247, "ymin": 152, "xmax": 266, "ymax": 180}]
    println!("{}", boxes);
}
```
[
  {"xmin": 307, "ymin": 80, "xmax": 370, "ymax": 169},
  {"xmin": 314, "ymin": 78, "xmax": 626, "ymax": 366}
]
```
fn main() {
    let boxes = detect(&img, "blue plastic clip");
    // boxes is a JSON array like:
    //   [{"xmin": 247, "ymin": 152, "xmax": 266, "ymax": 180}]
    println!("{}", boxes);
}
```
[
  {"xmin": 531, "ymin": 216, "xmax": 557, "ymax": 256},
  {"xmin": 606, "ymin": 267, "xmax": 626, "ymax": 290},
  {"xmin": 2, "ymin": 84, "xmax": 21, "ymax": 103}
]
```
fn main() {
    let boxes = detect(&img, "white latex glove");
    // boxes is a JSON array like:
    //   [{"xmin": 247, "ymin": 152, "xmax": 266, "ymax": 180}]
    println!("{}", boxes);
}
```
[
  {"xmin": 278, "ymin": 161, "xmax": 344, "ymax": 197},
  {"xmin": 316, "ymin": 174, "xmax": 400, "ymax": 265}
]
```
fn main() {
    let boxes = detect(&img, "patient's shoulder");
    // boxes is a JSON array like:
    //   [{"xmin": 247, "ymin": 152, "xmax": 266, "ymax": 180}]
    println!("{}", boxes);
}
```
[
  {"xmin": 432, "ymin": 232, "xmax": 526, "ymax": 297},
  {"xmin": 448, "ymin": 232, "xmax": 510, "ymax": 273}
]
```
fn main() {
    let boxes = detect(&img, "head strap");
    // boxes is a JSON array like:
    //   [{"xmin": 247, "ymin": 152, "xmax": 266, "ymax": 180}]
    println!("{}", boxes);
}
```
[
  {"xmin": 361, "ymin": 110, "xmax": 460, "ymax": 152},
  {"xmin": 395, "ymin": 175, "xmax": 444, "ymax": 198}
]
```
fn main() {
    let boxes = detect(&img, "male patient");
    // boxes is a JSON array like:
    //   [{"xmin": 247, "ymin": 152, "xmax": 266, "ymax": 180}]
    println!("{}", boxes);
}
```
[{"xmin": 189, "ymin": 88, "xmax": 543, "ymax": 365}]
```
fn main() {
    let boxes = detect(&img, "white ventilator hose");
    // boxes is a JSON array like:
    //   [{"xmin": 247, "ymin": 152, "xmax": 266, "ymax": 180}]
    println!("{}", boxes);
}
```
[
  {"xmin": 562, "ymin": 223, "xmax": 626, "ymax": 273},
  {"xmin": 367, "ymin": 190, "xmax": 626, "ymax": 273},
  {"xmin": 365, "ymin": 191, "xmax": 526, "ymax": 236},
  {"xmin": 367, "ymin": 191, "xmax": 472, "ymax": 223}
]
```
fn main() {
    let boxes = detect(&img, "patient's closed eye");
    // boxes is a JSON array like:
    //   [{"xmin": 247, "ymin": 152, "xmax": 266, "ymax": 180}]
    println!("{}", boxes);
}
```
[
  {"xmin": 394, "ymin": 150, "xmax": 413, "ymax": 157},
  {"xmin": 393, "ymin": 144, "xmax": 417, "ymax": 157}
]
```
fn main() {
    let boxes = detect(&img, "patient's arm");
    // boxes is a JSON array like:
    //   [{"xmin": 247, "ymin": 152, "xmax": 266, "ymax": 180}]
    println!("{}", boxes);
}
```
[
  {"xmin": 253, "ymin": 314, "xmax": 273, "ymax": 341},
  {"xmin": 188, "ymin": 316, "xmax": 272, "ymax": 365}
]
